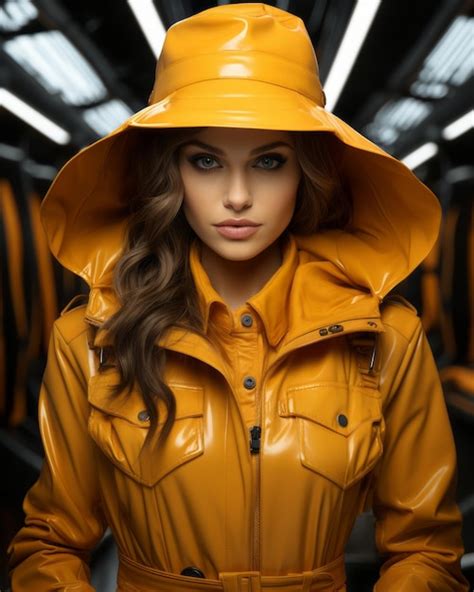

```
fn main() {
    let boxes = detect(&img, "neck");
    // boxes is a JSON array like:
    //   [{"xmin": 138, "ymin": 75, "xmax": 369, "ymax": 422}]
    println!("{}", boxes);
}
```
[{"xmin": 200, "ymin": 238, "xmax": 283, "ymax": 311}]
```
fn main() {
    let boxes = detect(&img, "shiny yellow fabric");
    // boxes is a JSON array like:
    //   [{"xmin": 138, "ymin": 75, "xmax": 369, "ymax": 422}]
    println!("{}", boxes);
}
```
[
  {"xmin": 8, "ymin": 229, "xmax": 469, "ymax": 591},
  {"xmin": 189, "ymin": 234, "xmax": 298, "ymax": 430}
]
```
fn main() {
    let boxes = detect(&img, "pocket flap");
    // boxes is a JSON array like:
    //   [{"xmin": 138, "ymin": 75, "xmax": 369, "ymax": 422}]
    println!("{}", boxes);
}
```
[
  {"xmin": 88, "ymin": 370, "xmax": 204, "ymax": 426},
  {"xmin": 87, "ymin": 375, "xmax": 205, "ymax": 486},
  {"xmin": 279, "ymin": 382, "xmax": 381, "ymax": 436},
  {"xmin": 278, "ymin": 382, "xmax": 383, "ymax": 489}
]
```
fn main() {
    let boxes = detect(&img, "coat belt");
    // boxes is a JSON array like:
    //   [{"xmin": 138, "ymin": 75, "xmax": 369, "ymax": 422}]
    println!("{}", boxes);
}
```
[{"xmin": 117, "ymin": 553, "xmax": 346, "ymax": 591}]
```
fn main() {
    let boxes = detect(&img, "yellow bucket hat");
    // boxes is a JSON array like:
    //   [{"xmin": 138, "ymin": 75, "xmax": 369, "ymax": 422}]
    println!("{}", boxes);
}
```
[{"xmin": 41, "ymin": 2, "xmax": 441, "ymax": 298}]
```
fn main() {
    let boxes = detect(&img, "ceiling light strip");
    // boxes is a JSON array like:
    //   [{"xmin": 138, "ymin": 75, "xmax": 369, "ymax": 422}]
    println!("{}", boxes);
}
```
[
  {"xmin": 442, "ymin": 110, "xmax": 474, "ymax": 141},
  {"xmin": 0, "ymin": 88, "xmax": 70, "ymax": 145},
  {"xmin": 0, "ymin": 0, "xmax": 38, "ymax": 32},
  {"xmin": 435, "ymin": 23, "xmax": 473, "ymax": 83},
  {"xmin": 425, "ymin": 17, "xmax": 467, "ymax": 70},
  {"xmin": 52, "ymin": 32, "xmax": 106, "ymax": 104},
  {"xmin": 4, "ymin": 31, "xmax": 107, "ymax": 106},
  {"xmin": 127, "ymin": 0, "xmax": 167, "ymax": 58},
  {"xmin": 401, "ymin": 142, "xmax": 439, "ymax": 170},
  {"xmin": 323, "ymin": 0, "xmax": 382, "ymax": 112}
]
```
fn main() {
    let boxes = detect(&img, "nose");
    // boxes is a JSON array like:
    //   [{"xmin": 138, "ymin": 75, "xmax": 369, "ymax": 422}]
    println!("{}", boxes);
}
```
[{"xmin": 223, "ymin": 169, "xmax": 253, "ymax": 211}]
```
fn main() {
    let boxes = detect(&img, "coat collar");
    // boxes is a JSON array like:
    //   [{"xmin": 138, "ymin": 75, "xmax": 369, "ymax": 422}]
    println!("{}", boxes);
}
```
[
  {"xmin": 86, "ymin": 230, "xmax": 384, "ymax": 354},
  {"xmin": 189, "ymin": 232, "xmax": 298, "ymax": 348}
]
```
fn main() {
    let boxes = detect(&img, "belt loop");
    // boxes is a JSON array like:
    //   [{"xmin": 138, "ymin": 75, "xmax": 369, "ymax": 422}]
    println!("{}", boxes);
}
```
[
  {"xmin": 219, "ymin": 571, "xmax": 261, "ymax": 592},
  {"xmin": 302, "ymin": 571, "xmax": 313, "ymax": 592}
]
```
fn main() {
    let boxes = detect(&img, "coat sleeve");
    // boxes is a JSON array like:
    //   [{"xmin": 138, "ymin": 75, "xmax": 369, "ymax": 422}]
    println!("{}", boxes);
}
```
[
  {"xmin": 7, "ymin": 319, "xmax": 108, "ymax": 591},
  {"xmin": 372, "ymin": 315, "xmax": 469, "ymax": 591}
]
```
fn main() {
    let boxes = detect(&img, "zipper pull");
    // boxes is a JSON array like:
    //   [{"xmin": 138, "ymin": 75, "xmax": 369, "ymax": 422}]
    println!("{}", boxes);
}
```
[{"xmin": 249, "ymin": 425, "xmax": 261, "ymax": 454}]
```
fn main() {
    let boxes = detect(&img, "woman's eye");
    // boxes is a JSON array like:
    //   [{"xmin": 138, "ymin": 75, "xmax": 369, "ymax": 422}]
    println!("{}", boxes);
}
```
[
  {"xmin": 188, "ymin": 153, "xmax": 287, "ymax": 171},
  {"xmin": 189, "ymin": 155, "xmax": 219, "ymax": 170},
  {"xmin": 255, "ymin": 154, "xmax": 287, "ymax": 170}
]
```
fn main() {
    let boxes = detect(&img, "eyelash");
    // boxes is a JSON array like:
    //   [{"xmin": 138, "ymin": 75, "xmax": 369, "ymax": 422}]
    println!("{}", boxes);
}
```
[{"xmin": 188, "ymin": 153, "xmax": 287, "ymax": 171}]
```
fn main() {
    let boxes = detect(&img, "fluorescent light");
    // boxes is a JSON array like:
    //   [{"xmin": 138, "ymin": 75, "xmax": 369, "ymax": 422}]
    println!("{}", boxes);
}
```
[
  {"xmin": 364, "ymin": 122, "xmax": 399, "ymax": 145},
  {"xmin": 442, "ymin": 110, "xmax": 474, "ymax": 141},
  {"xmin": 381, "ymin": 98, "xmax": 432, "ymax": 130},
  {"xmin": 364, "ymin": 98, "xmax": 433, "ymax": 146},
  {"xmin": 323, "ymin": 0, "xmax": 382, "ymax": 112},
  {"xmin": 401, "ymin": 142, "xmax": 439, "ymax": 170},
  {"xmin": 127, "ymin": 0, "xmax": 166, "ymax": 58},
  {"xmin": 83, "ymin": 99, "xmax": 134, "ymax": 136},
  {"xmin": 0, "ymin": 88, "xmax": 70, "ymax": 144},
  {"xmin": 412, "ymin": 16, "xmax": 474, "ymax": 96},
  {"xmin": 0, "ymin": 0, "xmax": 38, "ymax": 32},
  {"xmin": 410, "ymin": 80, "xmax": 449, "ymax": 99},
  {"xmin": 435, "ymin": 19, "xmax": 473, "ymax": 83},
  {"xmin": 4, "ymin": 31, "xmax": 107, "ymax": 106}
]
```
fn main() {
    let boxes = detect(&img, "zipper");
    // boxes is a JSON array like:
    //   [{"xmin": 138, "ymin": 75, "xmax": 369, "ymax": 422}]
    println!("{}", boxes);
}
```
[
  {"xmin": 249, "ymin": 426, "xmax": 261, "ymax": 453},
  {"xmin": 250, "ymin": 378, "xmax": 263, "ymax": 571},
  {"xmin": 249, "ymin": 427, "xmax": 261, "ymax": 571}
]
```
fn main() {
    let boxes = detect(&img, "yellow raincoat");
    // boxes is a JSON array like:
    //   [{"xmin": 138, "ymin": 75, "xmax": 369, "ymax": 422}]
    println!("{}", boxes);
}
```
[{"xmin": 7, "ymin": 3, "xmax": 468, "ymax": 591}]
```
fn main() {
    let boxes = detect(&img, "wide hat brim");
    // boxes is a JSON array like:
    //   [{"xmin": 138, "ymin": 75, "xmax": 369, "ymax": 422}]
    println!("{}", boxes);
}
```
[{"xmin": 41, "ymin": 77, "xmax": 441, "ymax": 297}]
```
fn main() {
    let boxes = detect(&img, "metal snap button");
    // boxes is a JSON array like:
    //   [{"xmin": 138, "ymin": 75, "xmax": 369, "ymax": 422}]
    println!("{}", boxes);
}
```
[
  {"xmin": 319, "ymin": 328, "xmax": 328, "ymax": 336},
  {"xmin": 243, "ymin": 376, "xmax": 257, "ymax": 390},
  {"xmin": 241, "ymin": 313, "xmax": 253, "ymax": 328},
  {"xmin": 328, "ymin": 324, "xmax": 344, "ymax": 333},
  {"xmin": 337, "ymin": 413, "xmax": 348, "ymax": 428},
  {"xmin": 180, "ymin": 566, "xmax": 205, "ymax": 578},
  {"xmin": 137, "ymin": 410, "xmax": 150, "ymax": 422}
]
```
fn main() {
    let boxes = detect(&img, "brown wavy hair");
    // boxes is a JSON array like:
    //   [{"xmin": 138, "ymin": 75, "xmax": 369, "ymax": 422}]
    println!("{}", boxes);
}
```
[{"xmin": 98, "ymin": 127, "xmax": 352, "ymax": 447}]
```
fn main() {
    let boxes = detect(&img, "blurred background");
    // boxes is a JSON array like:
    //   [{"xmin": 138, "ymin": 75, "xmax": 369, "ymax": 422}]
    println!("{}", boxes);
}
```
[{"xmin": 0, "ymin": 0, "xmax": 473, "ymax": 589}]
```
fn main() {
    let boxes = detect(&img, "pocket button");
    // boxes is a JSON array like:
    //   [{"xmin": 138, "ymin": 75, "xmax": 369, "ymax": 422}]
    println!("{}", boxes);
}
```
[
  {"xmin": 181, "ymin": 566, "xmax": 205, "ymax": 578},
  {"xmin": 243, "ymin": 376, "xmax": 257, "ymax": 390},
  {"xmin": 137, "ymin": 409, "xmax": 150, "ymax": 422},
  {"xmin": 241, "ymin": 314, "xmax": 253, "ymax": 327},
  {"xmin": 337, "ymin": 413, "xmax": 348, "ymax": 427}
]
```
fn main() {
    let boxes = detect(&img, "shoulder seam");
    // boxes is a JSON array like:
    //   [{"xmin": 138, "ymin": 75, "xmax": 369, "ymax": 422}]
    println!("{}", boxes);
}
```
[
  {"xmin": 380, "ymin": 301, "xmax": 422, "ymax": 345},
  {"xmin": 54, "ymin": 305, "xmax": 90, "ymax": 346}
]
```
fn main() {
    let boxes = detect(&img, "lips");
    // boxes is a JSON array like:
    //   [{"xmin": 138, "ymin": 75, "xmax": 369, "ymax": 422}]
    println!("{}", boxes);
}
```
[
  {"xmin": 215, "ymin": 219, "xmax": 260, "ymax": 227},
  {"xmin": 214, "ymin": 224, "xmax": 261, "ymax": 239}
]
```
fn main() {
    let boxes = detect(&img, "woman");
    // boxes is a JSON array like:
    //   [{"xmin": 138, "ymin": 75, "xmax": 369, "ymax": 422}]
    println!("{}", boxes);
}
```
[{"xmin": 7, "ymin": 3, "xmax": 469, "ymax": 591}]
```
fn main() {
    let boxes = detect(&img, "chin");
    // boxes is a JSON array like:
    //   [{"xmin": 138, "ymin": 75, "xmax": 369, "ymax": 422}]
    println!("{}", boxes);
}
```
[{"xmin": 207, "ymin": 238, "xmax": 269, "ymax": 262}]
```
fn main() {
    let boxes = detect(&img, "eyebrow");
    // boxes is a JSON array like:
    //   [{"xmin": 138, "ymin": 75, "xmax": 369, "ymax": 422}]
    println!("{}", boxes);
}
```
[{"xmin": 182, "ymin": 140, "xmax": 294, "ymax": 155}]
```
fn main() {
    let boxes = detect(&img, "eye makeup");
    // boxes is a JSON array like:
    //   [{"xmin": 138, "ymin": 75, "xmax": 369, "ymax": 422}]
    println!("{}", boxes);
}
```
[{"xmin": 187, "ymin": 152, "xmax": 288, "ymax": 171}]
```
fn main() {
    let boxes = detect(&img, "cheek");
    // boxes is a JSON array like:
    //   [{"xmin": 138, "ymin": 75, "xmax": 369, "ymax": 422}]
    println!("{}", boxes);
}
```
[
  {"xmin": 265, "ymin": 171, "xmax": 300, "ymax": 217},
  {"xmin": 180, "ymin": 168, "xmax": 212, "ymax": 222}
]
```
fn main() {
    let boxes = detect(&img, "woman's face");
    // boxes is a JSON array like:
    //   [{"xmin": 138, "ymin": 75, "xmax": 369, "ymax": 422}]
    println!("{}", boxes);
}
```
[{"xmin": 178, "ymin": 127, "xmax": 301, "ymax": 262}]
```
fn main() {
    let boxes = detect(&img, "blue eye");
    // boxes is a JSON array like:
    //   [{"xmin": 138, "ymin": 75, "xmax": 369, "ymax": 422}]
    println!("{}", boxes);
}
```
[
  {"xmin": 188, "ymin": 152, "xmax": 287, "ymax": 171},
  {"xmin": 189, "ymin": 155, "xmax": 219, "ymax": 170},
  {"xmin": 256, "ymin": 154, "xmax": 287, "ymax": 170}
]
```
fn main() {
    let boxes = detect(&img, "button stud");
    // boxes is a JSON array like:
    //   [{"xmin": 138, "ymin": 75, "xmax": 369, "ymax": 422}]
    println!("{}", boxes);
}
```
[
  {"xmin": 243, "ymin": 376, "xmax": 256, "ymax": 390},
  {"xmin": 181, "ymin": 566, "xmax": 205, "ymax": 578},
  {"xmin": 337, "ymin": 413, "xmax": 348, "ymax": 428},
  {"xmin": 319, "ymin": 328, "xmax": 328, "ymax": 336},
  {"xmin": 137, "ymin": 410, "xmax": 150, "ymax": 422},
  {"xmin": 241, "ymin": 314, "xmax": 253, "ymax": 328},
  {"xmin": 328, "ymin": 324, "xmax": 344, "ymax": 333}
]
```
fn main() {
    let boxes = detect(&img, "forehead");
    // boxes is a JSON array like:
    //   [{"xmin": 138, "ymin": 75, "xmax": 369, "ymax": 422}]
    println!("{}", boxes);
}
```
[{"xmin": 186, "ymin": 127, "xmax": 294, "ymax": 149}]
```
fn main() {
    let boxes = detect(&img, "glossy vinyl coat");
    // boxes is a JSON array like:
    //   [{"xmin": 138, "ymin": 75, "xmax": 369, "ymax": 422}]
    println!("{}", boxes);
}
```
[
  {"xmin": 7, "ymin": 3, "xmax": 469, "ymax": 591},
  {"xmin": 7, "ymin": 232, "xmax": 469, "ymax": 591}
]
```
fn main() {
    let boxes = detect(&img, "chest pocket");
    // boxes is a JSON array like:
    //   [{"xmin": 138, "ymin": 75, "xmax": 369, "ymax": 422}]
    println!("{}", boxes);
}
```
[
  {"xmin": 278, "ymin": 383, "xmax": 383, "ymax": 490},
  {"xmin": 87, "ymin": 371, "xmax": 205, "ymax": 487}
]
